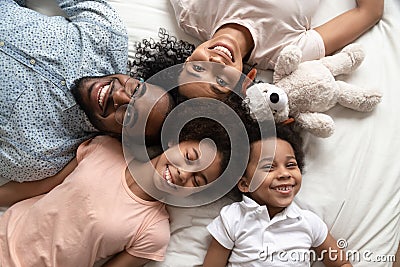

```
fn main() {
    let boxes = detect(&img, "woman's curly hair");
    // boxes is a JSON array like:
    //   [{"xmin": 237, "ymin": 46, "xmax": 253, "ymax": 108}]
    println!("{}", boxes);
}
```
[{"xmin": 128, "ymin": 28, "xmax": 195, "ymax": 80}]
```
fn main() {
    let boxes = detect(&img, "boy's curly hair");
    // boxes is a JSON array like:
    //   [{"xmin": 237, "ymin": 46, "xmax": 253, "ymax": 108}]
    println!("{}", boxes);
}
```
[
  {"xmin": 250, "ymin": 122, "xmax": 305, "ymax": 173},
  {"xmin": 276, "ymin": 123, "xmax": 305, "ymax": 172}
]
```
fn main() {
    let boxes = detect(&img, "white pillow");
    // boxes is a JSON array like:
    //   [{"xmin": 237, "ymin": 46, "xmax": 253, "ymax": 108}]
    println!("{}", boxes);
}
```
[
  {"xmin": 146, "ymin": 194, "xmax": 237, "ymax": 267},
  {"xmin": 107, "ymin": 0, "xmax": 200, "ymax": 60}
]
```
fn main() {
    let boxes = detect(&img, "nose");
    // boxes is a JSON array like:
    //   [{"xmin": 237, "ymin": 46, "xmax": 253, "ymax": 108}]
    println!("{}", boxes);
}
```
[
  {"xmin": 112, "ymin": 79, "xmax": 136, "ymax": 110},
  {"xmin": 112, "ymin": 90, "xmax": 131, "ymax": 110},
  {"xmin": 277, "ymin": 167, "xmax": 291, "ymax": 180},
  {"xmin": 208, "ymin": 55, "xmax": 225, "ymax": 64},
  {"xmin": 177, "ymin": 168, "xmax": 192, "ymax": 185}
]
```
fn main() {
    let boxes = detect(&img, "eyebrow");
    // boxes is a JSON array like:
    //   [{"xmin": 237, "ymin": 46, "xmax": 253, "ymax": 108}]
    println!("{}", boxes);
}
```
[
  {"xmin": 259, "ymin": 157, "xmax": 273, "ymax": 165},
  {"xmin": 259, "ymin": 155, "xmax": 296, "ymax": 164},
  {"xmin": 125, "ymin": 107, "xmax": 138, "ymax": 129},
  {"xmin": 210, "ymin": 84, "xmax": 226, "ymax": 95},
  {"xmin": 185, "ymin": 67, "xmax": 201, "ymax": 78},
  {"xmin": 191, "ymin": 147, "xmax": 209, "ymax": 185},
  {"xmin": 198, "ymin": 173, "xmax": 208, "ymax": 185}
]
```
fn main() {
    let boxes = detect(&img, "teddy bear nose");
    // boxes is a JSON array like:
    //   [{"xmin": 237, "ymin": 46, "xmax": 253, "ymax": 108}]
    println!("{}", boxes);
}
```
[{"xmin": 270, "ymin": 93, "xmax": 280, "ymax": 103}]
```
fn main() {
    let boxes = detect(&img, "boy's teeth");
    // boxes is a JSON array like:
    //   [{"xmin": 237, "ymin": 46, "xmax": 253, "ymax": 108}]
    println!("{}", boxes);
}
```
[{"xmin": 276, "ymin": 186, "xmax": 292, "ymax": 191}]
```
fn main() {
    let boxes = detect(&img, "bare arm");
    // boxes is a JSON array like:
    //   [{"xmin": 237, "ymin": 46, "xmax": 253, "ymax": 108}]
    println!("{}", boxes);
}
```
[
  {"xmin": 101, "ymin": 251, "xmax": 150, "ymax": 267},
  {"xmin": 313, "ymin": 233, "xmax": 353, "ymax": 267},
  {"xmin": 203, "ymin": 238, "xmax": 231, "ymax": 267},
  {"xmin": 315, "ymin": 0, "xmax": 384, "ymax": 55},
  {"xmin": 0, "ymin": 158, "xmax": 77, "ymax": 207}
]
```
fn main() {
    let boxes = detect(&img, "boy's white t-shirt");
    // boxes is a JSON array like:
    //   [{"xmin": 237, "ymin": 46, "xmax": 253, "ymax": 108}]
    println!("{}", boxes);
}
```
[
  {"xmin": 207, "ymin": 196, "xmax": 328, "ymax": 267},
  {"xmin": 170, "ymin": 0, "xmax": 325, "ymax": 70}
]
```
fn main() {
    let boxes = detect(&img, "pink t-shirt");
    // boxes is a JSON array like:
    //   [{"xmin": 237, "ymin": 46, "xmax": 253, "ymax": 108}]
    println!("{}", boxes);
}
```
[
  {"xmin": 170, "ymin": 0, "xmax": 325, "ymax": 70},
  {"xmin": 0, "ymin": 136, "xmax": 170, "ymax": 267}
]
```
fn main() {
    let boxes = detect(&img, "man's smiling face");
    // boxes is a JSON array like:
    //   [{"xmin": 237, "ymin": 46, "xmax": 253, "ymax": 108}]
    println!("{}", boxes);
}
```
[{"xmin": 71, "ymin": 74, "xmax": 174, "ymax": 143}]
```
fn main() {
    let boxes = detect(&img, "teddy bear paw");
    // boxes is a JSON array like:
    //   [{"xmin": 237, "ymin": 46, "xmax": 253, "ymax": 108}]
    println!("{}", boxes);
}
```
[{"xmin": 340, "ymin": 43, "xmax": 365, "ymax": 72}]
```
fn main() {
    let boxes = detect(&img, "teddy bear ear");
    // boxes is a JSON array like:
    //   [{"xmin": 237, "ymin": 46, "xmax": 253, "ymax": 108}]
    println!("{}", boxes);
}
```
[
  {"xmin": 274, "ymin": 45, "xmax": 302, "ymax": 80},
  {"xmin": 241, "ymin": 68, "xmax": 257, "ymax": 96}
]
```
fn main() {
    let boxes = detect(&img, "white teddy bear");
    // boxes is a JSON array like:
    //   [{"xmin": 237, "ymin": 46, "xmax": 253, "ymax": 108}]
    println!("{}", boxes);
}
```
[{"xmin": 244, "ymin": 43, "xmax": 382, "ymax": 138}]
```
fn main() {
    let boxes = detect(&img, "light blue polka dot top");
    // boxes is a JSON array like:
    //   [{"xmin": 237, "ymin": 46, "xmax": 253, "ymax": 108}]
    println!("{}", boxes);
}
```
[{"xmin": 0, "ymin": 0, "xmax": 128, "ymax": 182}]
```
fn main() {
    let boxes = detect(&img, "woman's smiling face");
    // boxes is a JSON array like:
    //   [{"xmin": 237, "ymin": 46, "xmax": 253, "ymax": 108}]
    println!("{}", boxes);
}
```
[
  {"xmin": 152, "ymin": 140, "xmax": 223, "ymax": 196},
  {"xmin": 177, "ymin": 33, "xmax": 245, "ymax": 99}
]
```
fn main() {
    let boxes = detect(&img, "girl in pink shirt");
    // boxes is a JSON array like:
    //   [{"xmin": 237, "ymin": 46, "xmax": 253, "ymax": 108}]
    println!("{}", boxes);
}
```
[{"xmin": 0, "ymin": 116, "xmax": 236, "ymax": 267}]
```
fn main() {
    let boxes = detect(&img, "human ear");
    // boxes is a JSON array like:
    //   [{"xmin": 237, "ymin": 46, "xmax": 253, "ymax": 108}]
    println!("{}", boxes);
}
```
[
  {"xmin": 238, "ymin": 177, "xmax": 250, "ymax": 193},
  {"xmin": 241, "ymin": 68, "xmax": 257, "ymax": 96}
]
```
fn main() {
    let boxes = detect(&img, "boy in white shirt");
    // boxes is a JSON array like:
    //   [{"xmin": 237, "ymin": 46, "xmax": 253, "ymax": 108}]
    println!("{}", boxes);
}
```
[{"xmin": 204, "ymin": 124, "xmax": 352, "ymax": 267}]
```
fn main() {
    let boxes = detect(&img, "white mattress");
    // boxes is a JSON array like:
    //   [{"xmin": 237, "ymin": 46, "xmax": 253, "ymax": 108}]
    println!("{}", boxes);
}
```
[{"xmin": 21, "ymin": 0, "xmax": 400, "ymax": 266}]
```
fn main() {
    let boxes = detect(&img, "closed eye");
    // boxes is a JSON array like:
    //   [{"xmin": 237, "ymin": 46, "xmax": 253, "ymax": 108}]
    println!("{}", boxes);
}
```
[
  {"xmin": 193, "ymin": 175, "xmax": 207, "ymax": 187},
  {"xmin": 184, "ymin": 148, "xmax": 199, "ymax": 165},
  {"xmin": 192, "ymin": 176, "xmax": 200, "ymax": 187}
]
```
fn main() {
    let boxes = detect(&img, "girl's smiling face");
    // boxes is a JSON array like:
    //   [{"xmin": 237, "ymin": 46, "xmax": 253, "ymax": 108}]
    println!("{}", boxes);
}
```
[
  {"xmin": 152, "ymin": 140, "xmax": 223, "ymax": 196},
  {"xmin": 239, "ymin": 138, "xmax": 302, "ymax": 218}
]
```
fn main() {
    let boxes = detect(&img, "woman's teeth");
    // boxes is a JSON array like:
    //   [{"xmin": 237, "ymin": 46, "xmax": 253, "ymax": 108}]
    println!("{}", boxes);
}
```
[
  {"xmin": 97, "ymin": 84, "xmax": 110, "ymax": 109},
  {"xmin": 213, "ymin": 45, "xmax": 233, "ymax": 60}
]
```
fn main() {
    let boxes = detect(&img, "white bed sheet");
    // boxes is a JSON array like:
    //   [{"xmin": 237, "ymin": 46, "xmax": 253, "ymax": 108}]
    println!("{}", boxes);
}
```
[{"xmin": 21, "ymin": 0, "xmax": 400, "ymax": 266}]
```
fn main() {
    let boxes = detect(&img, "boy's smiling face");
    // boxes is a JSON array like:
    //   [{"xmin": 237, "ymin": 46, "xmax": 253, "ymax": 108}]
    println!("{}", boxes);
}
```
[{"xmin": 239, "ymin": 138, "xmax": 302, "ymax": 218}]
